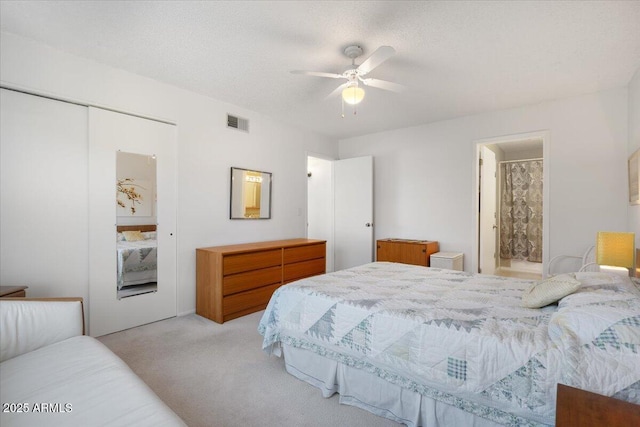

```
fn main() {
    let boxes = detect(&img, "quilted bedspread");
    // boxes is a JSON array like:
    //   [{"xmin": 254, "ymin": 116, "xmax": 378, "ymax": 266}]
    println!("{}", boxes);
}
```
[
  {"xmin": 116, "ymin": 239, "xmax": 157, "ymax": 289},
  {"xmin": 259, "ymin": 262, "xmax": 640, "ymax": 426}
]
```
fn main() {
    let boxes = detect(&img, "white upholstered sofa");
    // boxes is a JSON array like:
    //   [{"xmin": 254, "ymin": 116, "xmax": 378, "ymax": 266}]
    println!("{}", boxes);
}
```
[{"xmin": 0, "ymin": 298, "xmax": 185, "ymax": 427}]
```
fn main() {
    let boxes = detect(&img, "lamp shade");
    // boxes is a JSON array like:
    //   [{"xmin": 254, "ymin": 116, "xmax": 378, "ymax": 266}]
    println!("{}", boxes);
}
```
[
  {"xmin": 596, "ymin": 231, "xmax": 635, "ymax": 269},
  {"xmin": 342, "ymin": 86, "xmax": 365, "ymax": 105}
]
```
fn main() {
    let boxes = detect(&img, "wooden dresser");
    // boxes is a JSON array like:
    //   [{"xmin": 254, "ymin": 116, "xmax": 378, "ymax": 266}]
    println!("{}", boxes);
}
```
[
  {"xmin": 376, "ymin": 238, "xmax": 439, "ymax": 267},
  {"xmin": 196, "ymin": 238, "xmax": 326, "ymax": 323}
]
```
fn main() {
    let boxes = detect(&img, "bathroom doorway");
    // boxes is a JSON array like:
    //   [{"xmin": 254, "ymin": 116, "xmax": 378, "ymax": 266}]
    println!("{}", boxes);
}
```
[{"xmin": 476, "ymin": 132, "xmax": 549, "ymax": 280}]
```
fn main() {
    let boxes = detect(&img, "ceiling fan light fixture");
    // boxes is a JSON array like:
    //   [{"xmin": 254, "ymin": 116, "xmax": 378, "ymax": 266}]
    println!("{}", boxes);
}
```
[{"xmin": 342, "ymin": 86, "xmax": 365, "ymax": 105}]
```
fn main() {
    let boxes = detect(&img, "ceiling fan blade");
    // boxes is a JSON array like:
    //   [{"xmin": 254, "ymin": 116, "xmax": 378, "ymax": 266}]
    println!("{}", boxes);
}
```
[
  {"xmin": 360, "ymin": 78, "xmax": 406, "ymax": 93},
  {"xmin": 356, "ymin": 46, "xmax": 396, "ymax": 75},
  {"xmin": 291, "ymin": 70, "xmax": 344, "ymax": 79},
  {"xmin": 325, "ymin": 82, "xmax": 349, "ymax": 100}
]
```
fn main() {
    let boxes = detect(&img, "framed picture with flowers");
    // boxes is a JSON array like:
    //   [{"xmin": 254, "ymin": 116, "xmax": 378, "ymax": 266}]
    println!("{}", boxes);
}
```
[{"xmin": 117, "ymin": 178, "xmax": 152, "ymax": 216}]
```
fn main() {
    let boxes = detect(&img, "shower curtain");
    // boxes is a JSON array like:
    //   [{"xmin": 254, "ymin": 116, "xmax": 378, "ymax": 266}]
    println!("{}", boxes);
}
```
[{"xmin": 499, "ymin": 160, "xmax": 543, "ymax": 263}]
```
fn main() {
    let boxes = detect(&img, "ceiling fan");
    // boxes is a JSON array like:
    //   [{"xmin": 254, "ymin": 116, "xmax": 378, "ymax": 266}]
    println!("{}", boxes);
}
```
[{"xmin": 291, "ymin": 45, "xmax": 405, "ymax": 109}]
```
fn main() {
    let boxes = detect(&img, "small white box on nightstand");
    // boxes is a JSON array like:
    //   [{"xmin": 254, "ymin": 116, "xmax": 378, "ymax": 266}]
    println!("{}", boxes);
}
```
[{"xmin": 430, "ymin": 252, "xmax": 464, "ymax": 271}]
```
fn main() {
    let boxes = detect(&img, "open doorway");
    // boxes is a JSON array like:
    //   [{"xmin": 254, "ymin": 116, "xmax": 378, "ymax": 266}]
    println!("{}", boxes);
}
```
[
  {"xmin": 476, "ymin": 132, "xmax": 548, "ymax": 280},
  {"xmin": 307, "ymin": 155, "xmax": 335, "ymax": 272}
]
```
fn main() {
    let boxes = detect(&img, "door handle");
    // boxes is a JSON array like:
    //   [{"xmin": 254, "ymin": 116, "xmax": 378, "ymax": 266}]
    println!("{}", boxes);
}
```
[
  {"xmin": 365, "ymin": 223, "xmax": 373, "ymax": 227},
  {"xmin": 492, "ymin": 225, "xmax": 497, "ymax": 229}
]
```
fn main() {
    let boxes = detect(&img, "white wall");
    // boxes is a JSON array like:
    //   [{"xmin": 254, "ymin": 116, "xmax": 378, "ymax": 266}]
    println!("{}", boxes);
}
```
[
  {"xmin": 0, "ymin": 32, "xmax": 338, "ymax": 317},
  {"xmin": 339, "ymin": 88, "xmax": 630, "ymax": 272},
  {"xmin": 629, "ymin": 67, "xmax": 640, "ymax": 247}
]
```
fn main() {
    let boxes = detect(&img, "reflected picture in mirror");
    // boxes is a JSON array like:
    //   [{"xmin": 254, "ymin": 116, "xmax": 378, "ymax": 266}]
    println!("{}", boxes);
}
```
[
  {"xmin": 116, "ymin": 151, "xmax": 159, "ymax": 299},
  {"xmin": 230, "ymin": 167, "xmax": 272, "ymax": 219}
]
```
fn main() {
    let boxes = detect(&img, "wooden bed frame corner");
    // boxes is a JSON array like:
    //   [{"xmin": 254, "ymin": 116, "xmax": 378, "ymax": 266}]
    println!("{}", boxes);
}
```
[{"xmin": 556, "ymin": 383, "xmax": 640, "ymax": 427}]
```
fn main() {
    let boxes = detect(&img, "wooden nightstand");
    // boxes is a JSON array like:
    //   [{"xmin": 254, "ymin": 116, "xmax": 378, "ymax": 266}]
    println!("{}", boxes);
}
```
[
  {"xmin": 556, "ymin": 383, "xmax": 640, "ymax": 427},
  {"xmin": 0, "ymin": 285, "xmax": 28, "ymax": 298},
  {"xmin": 376, "ymin": 239, "xmax": 439, "ymax": 267}
]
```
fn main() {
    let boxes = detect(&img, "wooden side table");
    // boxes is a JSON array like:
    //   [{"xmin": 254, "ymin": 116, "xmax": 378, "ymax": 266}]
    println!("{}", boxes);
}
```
[
  {"xmin": 0, "ymin": 285, "xmax": 28, "ymax": 298},
  {"xmin": 376, "ymin": 239, "xmax": 439, "ymax": 267},
  {"xmin": 556, "ymin": 383, "xmax": 640, "ymax": 427}
]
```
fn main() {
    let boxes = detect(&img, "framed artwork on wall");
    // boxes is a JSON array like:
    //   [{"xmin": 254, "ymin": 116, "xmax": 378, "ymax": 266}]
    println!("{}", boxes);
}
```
[{"xmin": 630, "ymin": 148, "xmax": 640, "ymax": 205}]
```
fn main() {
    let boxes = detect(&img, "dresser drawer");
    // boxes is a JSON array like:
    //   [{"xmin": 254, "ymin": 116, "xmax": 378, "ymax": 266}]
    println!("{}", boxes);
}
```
[
  {"xmin": 223, "ymin": 266, "xmax": 281, "ymax": 296},
  {"xmin": 284, "ymin": 243, "xmax": 325, "ymax": 264},
  {"xmin": 223, "ymin": 283, "xmax": 282, "ymax": 317},
  {"xmin": 223, "ymin": 249, "xmax": 281, "ymax": 275},
  {"xmin": 284, "ymin": 258, "xmax": 326, "ymax": 283}
]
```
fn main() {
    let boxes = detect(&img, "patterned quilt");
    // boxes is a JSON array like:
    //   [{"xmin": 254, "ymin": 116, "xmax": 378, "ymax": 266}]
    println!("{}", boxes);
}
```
[
  {"xmin": 259, "ymin": 262, "xmax": 640, "ymax": 426},
  {"xmin": 116, "ymin": 240, "xmax": 157, "ymax": 289}
]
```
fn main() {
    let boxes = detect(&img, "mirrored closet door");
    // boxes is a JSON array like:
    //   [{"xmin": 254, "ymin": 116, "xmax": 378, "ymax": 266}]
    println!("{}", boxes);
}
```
[{"xmin": 89, "ymin": 107, "xmax": 177, "ymax": 337}]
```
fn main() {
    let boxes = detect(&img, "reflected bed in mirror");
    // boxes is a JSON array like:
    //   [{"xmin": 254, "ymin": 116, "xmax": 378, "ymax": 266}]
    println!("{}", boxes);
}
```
[
  {"xmin": 116, "ymin": 151, "xmax": 158, "ymax": 300},
  {"xmin": 230, "ymin": 167, "xmax": 272, "ymax": 219},
  {"xmin": 116, "ymin": 224, "xmax": 158, "ymax": 299}
]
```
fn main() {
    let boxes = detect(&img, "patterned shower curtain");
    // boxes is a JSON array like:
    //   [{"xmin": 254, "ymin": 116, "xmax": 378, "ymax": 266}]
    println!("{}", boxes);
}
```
[{"xmin": 499, "ymin": 160, "xmax": 543, "ymax": 263}]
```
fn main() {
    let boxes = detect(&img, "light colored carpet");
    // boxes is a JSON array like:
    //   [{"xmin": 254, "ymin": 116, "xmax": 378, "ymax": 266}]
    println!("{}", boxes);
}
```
[{"xmin": 98, "ymin": 311, "xmax": 400, "ymax": 427}]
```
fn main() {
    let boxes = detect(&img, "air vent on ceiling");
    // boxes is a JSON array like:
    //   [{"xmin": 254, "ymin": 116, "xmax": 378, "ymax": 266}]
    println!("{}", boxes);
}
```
[{"xmin": 227, "ymin": 114, "xmax": 249, "ymax": 132}]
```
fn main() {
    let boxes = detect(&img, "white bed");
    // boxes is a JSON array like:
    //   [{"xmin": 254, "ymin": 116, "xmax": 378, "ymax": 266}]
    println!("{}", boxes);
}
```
[
  {"xmin": 259, "ymin": 262, "xmax": 640, "ymax": 426},
  {"xmin": 116, "ymin": 229, "xmax": 157, "ymax": 290}
]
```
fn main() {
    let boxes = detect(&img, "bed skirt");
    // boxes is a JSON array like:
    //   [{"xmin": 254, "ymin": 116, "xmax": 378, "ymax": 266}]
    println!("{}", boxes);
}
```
[{"xmin": 281, "ymin": 344, "xmax": 504, "ymax": 427}]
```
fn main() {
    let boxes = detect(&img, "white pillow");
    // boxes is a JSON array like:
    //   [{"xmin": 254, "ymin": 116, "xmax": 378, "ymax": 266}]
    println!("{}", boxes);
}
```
[
  {"xmin": 521, "ymin": 273, "xmax": 581, "ymax": 308},
  {"xmin": 122, "ymin": 230, "xmax": 144, "ymax": 242},
  {"xmin": 142, "ymin": 231, "xmax": 157, "ymax": 240}
]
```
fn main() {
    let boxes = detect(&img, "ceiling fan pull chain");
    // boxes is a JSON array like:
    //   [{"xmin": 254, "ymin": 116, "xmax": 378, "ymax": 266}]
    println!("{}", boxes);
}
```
[{"xmin": 341, "ymin": 97, "xmax": 345, "ymax": 118}]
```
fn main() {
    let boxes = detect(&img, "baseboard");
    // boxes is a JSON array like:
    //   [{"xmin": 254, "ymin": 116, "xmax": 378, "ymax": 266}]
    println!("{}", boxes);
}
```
[{"xmin": 178, "ymin": 308, "xmax": 195, "ymax": 317}]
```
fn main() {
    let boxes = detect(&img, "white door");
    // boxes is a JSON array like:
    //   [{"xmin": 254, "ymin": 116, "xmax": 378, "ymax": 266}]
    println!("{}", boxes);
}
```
[
  {"xmin": 1, "ymin": 89, "xmax": 89, "ymax": 317},
  {"xmin": 89, "ymin": 107, "xmax": 177, "ymax": 337},
  {"xmin": 479, "ymin": 146, "xmax": 497, "ymax": 274},
  {"xmin": 334, "ymin": 156, "xmax": 373, "ymax": 270},
  {"xmin": 307, "ymin": 156, "xmax": 334, "ymax": 272}
]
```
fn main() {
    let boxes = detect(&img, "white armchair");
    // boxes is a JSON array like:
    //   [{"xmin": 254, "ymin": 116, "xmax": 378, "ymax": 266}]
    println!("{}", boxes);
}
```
[
  {"xmin": 0, "ymin": 298, "xmax": 185, "ymax": 426},
  {"xmin": 0, "ymin": 298, "xmax": 84, "ymax": 362}
]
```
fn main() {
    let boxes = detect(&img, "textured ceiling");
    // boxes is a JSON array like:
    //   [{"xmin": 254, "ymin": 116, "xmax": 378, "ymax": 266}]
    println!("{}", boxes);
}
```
[{"xmin": 1, "ymin": 1, "xmax": 640, "ymax": 140}]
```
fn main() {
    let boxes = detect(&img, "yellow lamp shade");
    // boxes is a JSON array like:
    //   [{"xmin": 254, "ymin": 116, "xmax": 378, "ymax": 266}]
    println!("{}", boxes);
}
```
[
  {"xmin": 596, "ymin": 231, "xmax": 635, "ymax": 269},
  {"xmin": 342, "ymin": 86, "xmax": 365, "ymax": 105}
]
